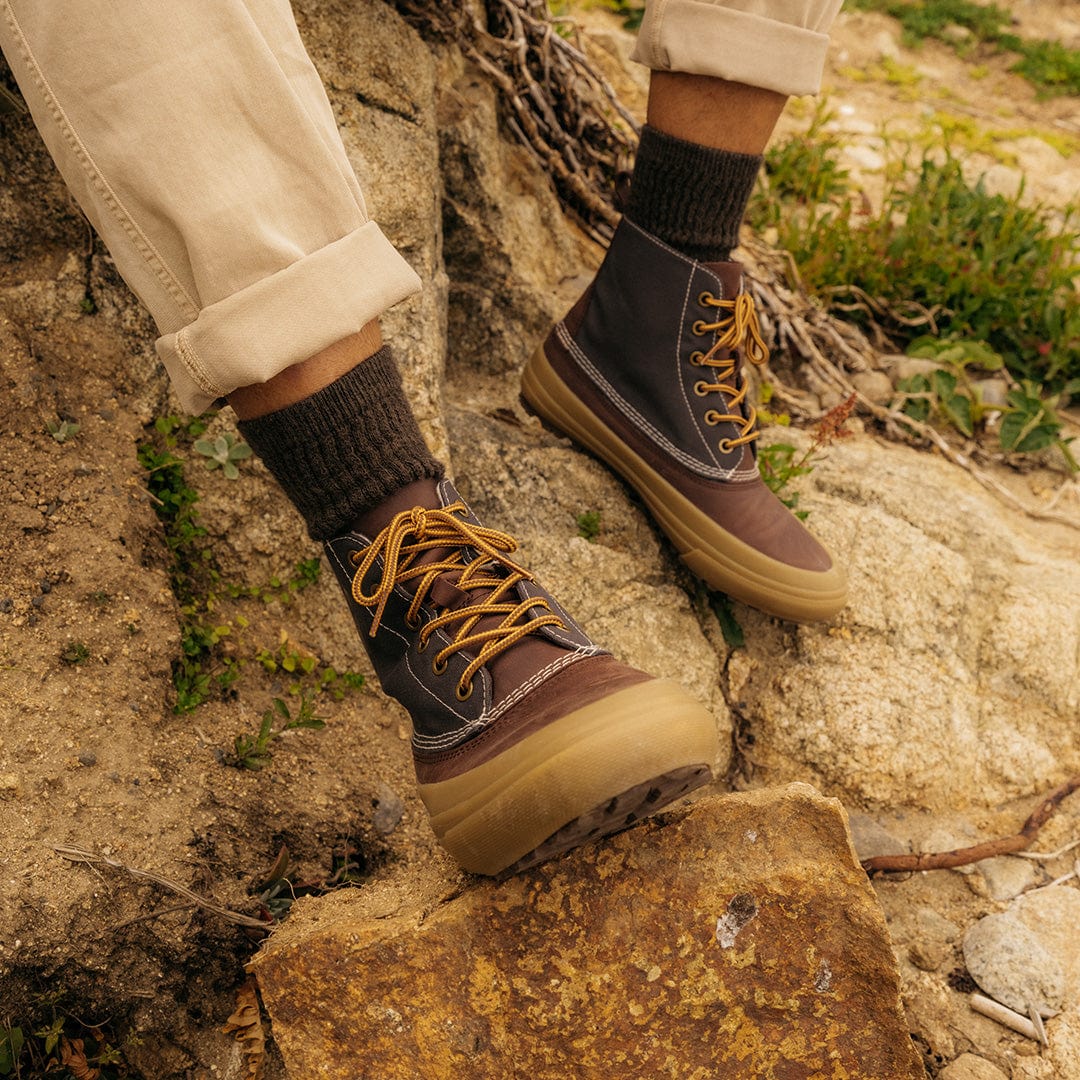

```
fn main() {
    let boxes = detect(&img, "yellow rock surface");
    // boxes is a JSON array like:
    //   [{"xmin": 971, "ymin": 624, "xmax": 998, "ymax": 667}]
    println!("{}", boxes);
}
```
[{"xmin": 253, "ymin": 784, "xmax": 923, "ymax": 1079}]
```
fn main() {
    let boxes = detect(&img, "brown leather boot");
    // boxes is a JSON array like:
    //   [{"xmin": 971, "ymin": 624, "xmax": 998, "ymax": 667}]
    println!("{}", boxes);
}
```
[
  {"xmin": 523, "ymin": 218, "xmax": 847, "ymax": 623},
  {"xmin": 324, "ymin": 478, "xmax": 717, "ymax": 877}
]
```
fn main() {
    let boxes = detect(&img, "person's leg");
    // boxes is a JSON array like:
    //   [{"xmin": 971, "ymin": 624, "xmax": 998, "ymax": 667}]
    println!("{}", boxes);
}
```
[
  {"xmin": 1, "ymin": 0, "xmax": 719, "ymax": 876},
  {"xmin": 523, "ymin": 0, "xmax": 848, "ymax": 623}
]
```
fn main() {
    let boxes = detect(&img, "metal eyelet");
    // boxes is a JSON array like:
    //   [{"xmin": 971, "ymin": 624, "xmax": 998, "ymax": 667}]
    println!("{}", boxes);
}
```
[
  {"xmin": 718, "ymin": 438, "xmax": 735, "ymax": 454},
  {"xmin": 692, "ymin": 319, "xmax": 708, "ymax": 336},
  {"xmin": 689, "ymin": 351, "xmax": 704, "ymax": 366},
  {"xmin": 698, "ymin": 291, "xmax": 714, "ymax": 307},
  {"xmin": 703, "ymin": 410, "xmax": 721, "ymax": 427},
  {"xmin": 405, "ymin": 613, "xmax": 421, "ymax": 630},
  {"xmin": 693, "ymin": 381, "xmax": 709, "ymax": 397},
  {"xmin": 455, "ymin": 680, "xmax": 474, "ymax": 702},
  {"xmin": 417, "ymin": 635, "xmax": 429, "ymax": 654},
  {"xmin": 432, "ymin": 657, "xmax": 448, "ymax": 676}
]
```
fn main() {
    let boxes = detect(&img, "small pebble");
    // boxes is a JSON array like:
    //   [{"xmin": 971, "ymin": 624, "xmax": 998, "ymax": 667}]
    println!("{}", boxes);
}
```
[
  {"xmin": 77, "ymin": 752, "xmax": 97, "ymax": 767},
  {"xmin": 976, "ymin": 856, "xmax": 1038, "ymax": 901},
  {"xmin": 0, "ymin": 599, "xmax": 12, "ymax": 613},
  {"xmin": 373, "ymin": 784, "xmax": 405, "ymax": 836},
  {"xmin": 908, "ymin": 940, "xmax": 948, "ymax": 972},
  {"xmin": 846, "ymin": 812, "xmax": 907, "ymax": 861},
  {"xmin": 939, "ymin": 1054, "xmax": 1009, "ymax": 1080}
]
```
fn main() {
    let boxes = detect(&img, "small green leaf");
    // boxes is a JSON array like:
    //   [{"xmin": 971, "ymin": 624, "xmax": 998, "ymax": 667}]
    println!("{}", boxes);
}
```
[
  {"xmin": 940, "ymin": 392, "xmax": 974, "ymax": 437},
  {"xmin": 273, "ymin": 697, "xmax": 290, "ymax": 719},
  {"xmin": 711, "ymin": 593, "xmax": 745, "ymax": 649}
]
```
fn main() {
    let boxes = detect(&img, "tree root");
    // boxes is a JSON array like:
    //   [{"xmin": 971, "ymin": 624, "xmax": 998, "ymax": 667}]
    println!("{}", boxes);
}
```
[{"xmin": 861, "ymin": 776, "xmax": 1080, "ymax": 875}]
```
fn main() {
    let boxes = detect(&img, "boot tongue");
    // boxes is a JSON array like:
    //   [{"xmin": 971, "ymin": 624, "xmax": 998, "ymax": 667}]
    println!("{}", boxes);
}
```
[
  {"xmin": 701, "ymin": 259, "xmax": 744, "ymax": 301},
  {"xmin": 350, "ymin": 477, "xmax": 442, "ymax": 538}
]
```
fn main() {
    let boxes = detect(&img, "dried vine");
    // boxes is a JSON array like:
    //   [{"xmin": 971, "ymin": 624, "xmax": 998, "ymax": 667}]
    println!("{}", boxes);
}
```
[
  {"xmin": 861, "ymin": 776, "xmax": 1080, "ymax": 875},
  {"xmin": 395, "ymin": 0, "xmax": 638, "ymax": 244}
]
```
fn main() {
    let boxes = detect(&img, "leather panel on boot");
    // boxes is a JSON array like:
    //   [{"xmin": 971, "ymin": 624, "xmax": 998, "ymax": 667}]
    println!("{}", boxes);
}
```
[
  {"xmin": 542, "ymin": 332, "xmax": 833, "ymax": 572},
  {"xmin": 413, "ymin": 654, "xmax": 653, "ymax": 783}
]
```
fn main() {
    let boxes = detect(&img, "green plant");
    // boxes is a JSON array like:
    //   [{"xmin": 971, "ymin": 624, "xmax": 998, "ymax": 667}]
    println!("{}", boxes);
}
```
[
  {"xmin": 139, "ymin": 417, "xmax": 227, "ymax": 711},
  {"xmin": 604, "ymin": 0, "xmax": 645, "ymax": 30},
  {"xmin": 752, "ymin": 102, "xmax": 850, "ymax": 227},
  {"xmin": 575, "ymin": 509, "xmax": 602, "ymax": 542},
  {"xmin": 45, "ymin": 418, "xmax": 80, "ymax": 444},
  {"xmin": 59, "ymin": 642, "xmax": 90, "ymax": 666},
  {"xmin": 757, "ymin": 443, "xmax": 813, "ymax": 520},
  {"xmin": 0, "ymin": 1025, "xmax": 24, "ymax": 1075},
  {"xmin": 757, "ymin": 394, "xmax": 857, "ymax": 518},
  {"xmin": 710, "ymin": 592, "xmax": 745, "ymax": 649},
  {"xmin": 1000, "ymin": 381, "xmax": 1077, "ymax": 469},
  {"xmin": 895, "ymin": 337, "xmax": 1077, "ymax": 469},
  {"xmin": 193, "ymin": 431, "xmax": 252, "ymax": 480},
  {"xmin": 848, "ymin": 0, "xmax": 1080, "ymax": 96},
  {"xmin": 228, "ymin": 556, "xmax": 322, "ymax": 605},
  {"xmin": 1, "ymin": 1005, "xmax": 127, "ymax": 1079},
  {"xmin": 230, "ymin": 693, "xmax": 327, "ymax": 771},
  {"xmin": 255, "ymin": 631, "xmax": 365, "ymax": 699}
]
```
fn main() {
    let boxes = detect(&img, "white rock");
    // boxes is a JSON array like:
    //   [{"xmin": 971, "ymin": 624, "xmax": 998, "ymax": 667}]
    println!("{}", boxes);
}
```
[
  {"xmin": 963, "ymin": 912, "xmax": 1066, "ymax": 1015},
  {"xmin": 736, "ymin": 435, "xmax": 1080, "ymax": 811},
  {"xmin": 975, "ymin": 856, "xmax": 1039, "ymax": 901},
  {"xmin": 939, "ymin": 1054, "xmax": 1009, "ymax": 1080}
]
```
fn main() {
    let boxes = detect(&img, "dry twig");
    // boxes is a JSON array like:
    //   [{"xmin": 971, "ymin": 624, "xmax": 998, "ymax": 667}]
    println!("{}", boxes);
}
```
[
  {"xmin": 970, "ymin": 994, "xmax": 1045, "ymax": 1043},
  {"xmin": 53, "ymin": 845, "xmax": 270, "ymax": 930},
  {"xmin": 861, "ymin": 776, "xmax": 1080, "ymax": 874}
]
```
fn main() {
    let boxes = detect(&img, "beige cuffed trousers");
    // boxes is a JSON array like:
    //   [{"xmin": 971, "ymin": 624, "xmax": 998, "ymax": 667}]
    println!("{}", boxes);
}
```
[{"xmin": 0, "ymin": 0, "xmax": 841, "ymax": 414}]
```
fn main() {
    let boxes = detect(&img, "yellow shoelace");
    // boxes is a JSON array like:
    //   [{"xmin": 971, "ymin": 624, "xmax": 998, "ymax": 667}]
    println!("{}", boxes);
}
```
[
  {"xmin": 349, "ymin": 503, "xmax": 565, "ymax": 701},
  {"xmin": 689, "ymin": 291, "xmax": 770, "ymax": 454}
]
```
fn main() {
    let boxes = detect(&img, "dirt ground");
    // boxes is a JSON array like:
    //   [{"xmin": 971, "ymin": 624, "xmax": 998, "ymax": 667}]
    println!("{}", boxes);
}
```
[{"xmin": 1, "ymin": 2, "xmax": 1078, "ymax": 1077}]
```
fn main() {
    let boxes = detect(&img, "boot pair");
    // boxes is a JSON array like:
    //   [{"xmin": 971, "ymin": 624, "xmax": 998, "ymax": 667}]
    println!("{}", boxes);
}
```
[{"xmin": 328, "ymin": 219, "xmax": 846, "ymax": 877}]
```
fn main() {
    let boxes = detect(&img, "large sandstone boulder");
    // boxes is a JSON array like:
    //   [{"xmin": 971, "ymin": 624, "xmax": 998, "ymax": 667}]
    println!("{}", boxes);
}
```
[{"xmin": 253, "ymin": 785, "xmax": 925, "ymax": 1079}]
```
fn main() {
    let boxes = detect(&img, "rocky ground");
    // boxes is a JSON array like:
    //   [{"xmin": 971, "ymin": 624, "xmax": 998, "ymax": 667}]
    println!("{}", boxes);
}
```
[{"xmin": 1, "ymin": 1, "xmax": 1078, "ymax": 1077}]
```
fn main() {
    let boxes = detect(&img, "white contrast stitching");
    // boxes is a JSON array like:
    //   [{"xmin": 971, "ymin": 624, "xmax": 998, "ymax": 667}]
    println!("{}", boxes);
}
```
[{"xmin": 556, "ymin": 323, "xmax": 744, "ymax": 482}]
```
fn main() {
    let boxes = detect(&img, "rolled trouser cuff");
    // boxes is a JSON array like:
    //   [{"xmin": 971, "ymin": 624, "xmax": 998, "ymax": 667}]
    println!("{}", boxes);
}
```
[
  {"xmin": 157, "ymin": 221, "xmax": 422, "ymax": 413},
  {"xmin": 632, "ymin": 0, "xmax": 843, "ymax": 97}
]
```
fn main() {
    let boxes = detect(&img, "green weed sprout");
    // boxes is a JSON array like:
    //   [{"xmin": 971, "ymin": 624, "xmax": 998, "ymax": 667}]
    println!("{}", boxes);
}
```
[
  {"xmin": 46, "ymin": 419, "xmax": 80, "ymax": 444},
  {"xmin": 193, "ymin": 433, "xmax": 252, "ymax": 479},
  {"xmin": 230, "ymin": 693, "xmax": 326, "ymax": 771}
]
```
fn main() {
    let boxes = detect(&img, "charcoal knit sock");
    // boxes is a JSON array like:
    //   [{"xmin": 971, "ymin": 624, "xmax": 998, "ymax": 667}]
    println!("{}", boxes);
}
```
[
  {"xmin": 237, "ymin": 345, "xmax": 444, "ymax": 541},
  {"xmin": 625, "ymin": 125, "xmax": 762, "ymax": 262}
]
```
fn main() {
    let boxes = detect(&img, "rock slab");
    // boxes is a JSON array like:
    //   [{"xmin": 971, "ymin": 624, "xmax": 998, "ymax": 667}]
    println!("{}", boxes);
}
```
[{"xmin": 253, "ymin": 785, "xmax": 924, "ymax": 1079}]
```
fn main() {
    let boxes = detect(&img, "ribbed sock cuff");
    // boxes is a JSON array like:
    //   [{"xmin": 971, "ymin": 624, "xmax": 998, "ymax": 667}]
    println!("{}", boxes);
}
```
[
  {"xmin": 237, "ymin": 345, "xmax": 444, "ymax": 541},
  {"xmin": 625, "ymin": 125, "xmax": 762, "ymax": 262}
]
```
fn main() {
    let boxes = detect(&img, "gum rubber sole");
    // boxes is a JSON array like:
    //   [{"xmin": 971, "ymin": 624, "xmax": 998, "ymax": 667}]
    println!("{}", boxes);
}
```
[
  {"xmin": 417, "ymin": 678, "xmax": 718, "ymax": 877},
  {"xmin": 522, "ymin": 343, "xmax": 848, "ymax": 623},
  {"xmin": 497, "ymin": 763, "xmax": 711, "ymax": 879}
]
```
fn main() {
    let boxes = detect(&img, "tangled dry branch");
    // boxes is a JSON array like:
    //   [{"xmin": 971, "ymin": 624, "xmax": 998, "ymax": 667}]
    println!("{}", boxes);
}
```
[{"xmin": 396, "ymin": 0, "xmax": 638, "ymax": 244}]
